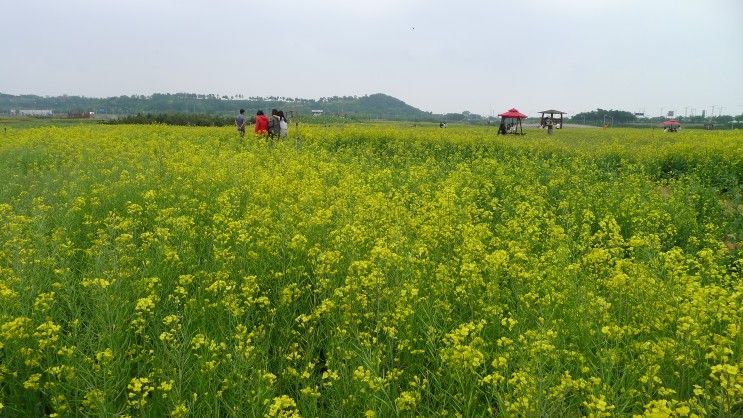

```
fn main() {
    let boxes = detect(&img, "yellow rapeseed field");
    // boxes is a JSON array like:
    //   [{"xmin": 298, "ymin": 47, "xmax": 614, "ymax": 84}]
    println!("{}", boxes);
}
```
[{"xmin": 0, "ymin": 124, "xmax": 741, "ymax": 417}]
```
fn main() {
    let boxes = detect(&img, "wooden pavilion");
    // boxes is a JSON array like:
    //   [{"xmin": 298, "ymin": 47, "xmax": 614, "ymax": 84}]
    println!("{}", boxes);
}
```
[
  {"xmin": 539, "ymin": 109, "xmax": 566, "ymax": 129},
  {"xmin": 497, "ymin": 108, "xmax": 527, "ymax": 135}
]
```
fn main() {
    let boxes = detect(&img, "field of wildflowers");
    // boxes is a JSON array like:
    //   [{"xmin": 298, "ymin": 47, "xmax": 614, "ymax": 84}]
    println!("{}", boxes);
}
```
[{"xmin": 0, "ymin": 124, "xmax": 741, "ymax": 417}]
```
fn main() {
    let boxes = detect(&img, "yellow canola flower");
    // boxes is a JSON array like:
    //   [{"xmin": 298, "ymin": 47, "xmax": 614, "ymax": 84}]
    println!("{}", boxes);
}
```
[
  {"xmin": 171, "ymin": 402, "xmax": 189, "ymax": 418},
  {"xmin": 582, "ymin": 394, "xmax": 615, "ymax": 418},
  {"xmin": 34, "ymin": 320, "xmax": 61, "ymax": 350},
  {"xmin": 395, "ymin": 390, "xmax": 420, "ymax": 412},
  {"xmin": 352, "ymin": 366, "xmax": 383, "ymax": 391},
  {"xmin": 441, "ymin": 321, "xmax": 486, "ymax": 371},
  {"xmin": 0, "ymin": 282, "xmax": 18, "ymax": 299},
  {"xmin": 81, "ymin": 278, "xmax": 111, "ymax": 289},
  {"xmin": 23, "ymin": 373, "xmax": 42, "ymax": 390},
  {"xmin": 266, "ymin": 395, "xmax": 300, "ymax": 418},
  {"xmin": 1, "ymin": 316, "xmax": 32, "ymax": 340},
  {"xmin": 127, "ymin": 377, "xmax": 155, "ymax": 408}
]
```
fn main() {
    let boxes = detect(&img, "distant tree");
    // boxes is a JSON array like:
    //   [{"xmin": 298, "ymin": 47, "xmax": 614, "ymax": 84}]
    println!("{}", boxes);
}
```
[
  {"xmin": 571, "ymin": 109, "xmax": 637, "ymax": 124},
  {"xmin": 713, "ymin": 115, "xmax": 733, "ymax": 123}
]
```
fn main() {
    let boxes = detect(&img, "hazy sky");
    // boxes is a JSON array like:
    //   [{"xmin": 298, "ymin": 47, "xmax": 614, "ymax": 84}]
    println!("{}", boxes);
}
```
[{"xmin": 2, "ymin": 0, "xmax": 742, "ymax": 117}]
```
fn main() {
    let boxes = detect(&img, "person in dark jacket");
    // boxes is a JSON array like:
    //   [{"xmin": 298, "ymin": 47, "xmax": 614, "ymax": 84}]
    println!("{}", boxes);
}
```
[
  {"xmin": 235, "ymin": 109, "xmax": 247, "ymax": 137},
  {"xmin": 498, "ymin": 121, "xmax": 507, "ymax": 135},
  {"xmin": 268, "ymin": 109, "xmax": 280, "ymax": 139}
]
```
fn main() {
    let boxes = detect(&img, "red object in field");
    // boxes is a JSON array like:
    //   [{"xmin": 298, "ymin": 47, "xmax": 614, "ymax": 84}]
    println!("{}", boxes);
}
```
[
  {"xmin": 497, "ymin": 108, "xmax": 527, "ymax": 119},
  {"xmin": 661, "ymin": 119, "xmax": 681, "ymax": 126},
  {"xmin": 255, "ymin": 114, "xmax": 269, "ymax": 133}
]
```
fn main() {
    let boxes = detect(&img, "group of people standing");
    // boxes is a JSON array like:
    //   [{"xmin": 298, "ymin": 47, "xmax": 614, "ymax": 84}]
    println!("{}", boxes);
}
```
[{"xmin": 235, "ymin": 108, "xmax": 288, "ymax": 139}]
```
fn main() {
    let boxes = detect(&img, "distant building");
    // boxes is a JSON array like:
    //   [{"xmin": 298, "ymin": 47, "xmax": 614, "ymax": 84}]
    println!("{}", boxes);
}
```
[
  {"xmin": 67, "ymin": 111, "xmax": 94, "ymax": 119},
  {"xmin": 14, "ymin": 109, "xmax": 53, "ymax": 116},
  {"xmin": 311, "ymin": 109, "xmax": 324, "ymax": 117}
]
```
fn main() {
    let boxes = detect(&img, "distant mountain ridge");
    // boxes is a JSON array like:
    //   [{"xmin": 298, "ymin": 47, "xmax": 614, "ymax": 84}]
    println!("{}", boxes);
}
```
[{"xmin": 0, "ymin": 92, "xmax": 438, "ymax": 121}]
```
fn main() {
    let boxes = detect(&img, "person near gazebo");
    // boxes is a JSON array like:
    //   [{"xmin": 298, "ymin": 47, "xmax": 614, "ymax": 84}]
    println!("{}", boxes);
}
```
[{"xmin": 497, "ymin": 108, "xmax": 527, "ymax": 135}]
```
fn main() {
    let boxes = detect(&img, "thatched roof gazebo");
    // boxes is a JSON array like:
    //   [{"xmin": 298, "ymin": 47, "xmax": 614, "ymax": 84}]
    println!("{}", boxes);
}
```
[
  {"xmin": 539, "ymin": 109, "xmax": 566, "ymax": 129},
  {"xmin": 497, "ymin": 108, "xmax": 527, "ymax": 135}
]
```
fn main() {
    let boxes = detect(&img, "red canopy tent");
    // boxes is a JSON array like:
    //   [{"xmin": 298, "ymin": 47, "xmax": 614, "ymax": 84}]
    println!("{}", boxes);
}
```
[
  {"xmin": 497, "ymin": 108, "xmax": 527, "ymax": 135},
  {"xmin": 661, "ymin": 119, "xmax": 681, "ymax": 132}
]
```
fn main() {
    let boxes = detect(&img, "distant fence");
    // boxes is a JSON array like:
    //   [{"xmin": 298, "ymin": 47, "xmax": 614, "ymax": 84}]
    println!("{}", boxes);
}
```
[{"xmin": 563, "ymin": 121, "xmax": 738, "ymax": 130}]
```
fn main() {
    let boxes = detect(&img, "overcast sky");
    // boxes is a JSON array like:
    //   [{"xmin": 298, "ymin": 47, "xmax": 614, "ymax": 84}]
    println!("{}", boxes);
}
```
[{"xmin": 2, "ymin": 0, "xmax": 742, "ymax": 116}]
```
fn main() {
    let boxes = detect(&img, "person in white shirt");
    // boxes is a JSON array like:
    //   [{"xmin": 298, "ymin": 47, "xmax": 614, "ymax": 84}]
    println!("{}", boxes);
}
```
[{"xmin": 278, "ymin": 110, "xmax": 288, "ymax": 138}]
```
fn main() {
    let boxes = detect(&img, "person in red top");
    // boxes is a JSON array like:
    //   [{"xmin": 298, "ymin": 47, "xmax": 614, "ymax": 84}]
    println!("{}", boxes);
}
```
[{"xmin": 255, "ymin": 110, "xmax": 269, "ymax": 135}]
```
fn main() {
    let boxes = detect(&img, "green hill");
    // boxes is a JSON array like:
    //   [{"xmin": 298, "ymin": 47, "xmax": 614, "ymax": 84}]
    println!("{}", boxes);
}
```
[{"xmin": 0, "ymin": 92, "xmax": 436, "ymax": 121}]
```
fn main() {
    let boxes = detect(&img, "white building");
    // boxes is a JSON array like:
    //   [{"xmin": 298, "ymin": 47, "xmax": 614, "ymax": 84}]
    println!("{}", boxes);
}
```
[
  {"xmin": 16, "ymin": 109, "xmax": 53, "ymax": 116},
  {"xmin": 311, "ymin": 109, "xmax": 324, "ymax": 117}
]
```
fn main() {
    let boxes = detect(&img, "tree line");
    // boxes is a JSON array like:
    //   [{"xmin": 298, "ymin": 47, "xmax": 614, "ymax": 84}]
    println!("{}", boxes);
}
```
[
  {"xmin": 0, "ymin": 93, "xmax": 436, "ymax": 121},
  {"xmin": 103, "ymin": 113, "xmax": 241, "ymax": 127}
]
